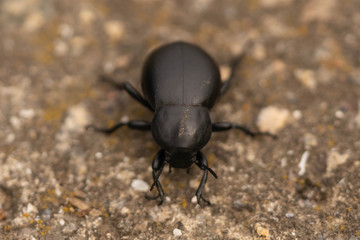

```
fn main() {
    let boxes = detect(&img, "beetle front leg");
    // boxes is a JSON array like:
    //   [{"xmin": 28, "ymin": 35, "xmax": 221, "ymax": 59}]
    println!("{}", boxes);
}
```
[
  {"xmin": 146, "ymin": 150, "xmax": 166, "ymax": 205},
  {"xmin": 212, "ymin": 122, "xmax": 277, "ymax": 139},
  {"xmin": 195, "ymin": 152, "xmax": 212, "ymax": 206}
]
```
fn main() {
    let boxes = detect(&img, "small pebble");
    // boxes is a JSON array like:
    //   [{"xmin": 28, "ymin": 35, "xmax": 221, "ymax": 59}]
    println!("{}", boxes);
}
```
[
  {"xmin": 285, "ymin": 212, "xmax": 295, "ymax": 218},
  {"xmin": 95, "ymin": 152, "xmax": 103, "ymax": 159},
  {"xmin": 292, "ymin": 110, "xmax": 302, "ymax": 120},
  {"xmin": 303, "ymin": 133, "xmax": 318, "ymax": 149},
  {"xmin": 335, "ymin": 110, "xmax": 345, "ymax": 119},
  {"xmin": 120, "ymin": 207, "xmax": 130, "ymax": 216},
  {"xmin": 294, "ymin": 69, "xmax": 316, "ymax": 90},
  {"xmin": 68, "ymin": 197, "xmax": 90, "ymax": 211},
  {"xmin": 19, "ymin": 109, "xmax": 35, "ymax": 119},
  {"xmin": 6, "ymin": 133, "xmax": 15, "ymax": 144},
  {"xmin": 298, "ymin": 151, "xmax": 309, "ymax": 176},
  {"xmin": 191, "ymin": 196, "xmax": 197, "ymax": 204},
  {"xmin": 257, "ymin": 106, "xmax": 290, "ymax": 134},
  {"xmin": 254, "ymin": 223, "xmax": 270, "ymax": 238},
  {"xmin": 89, "ymin": 209, "xmax": 102, "ymax": 216},
  {"xmin": 59, "ymin": 219, "xmax": 65, "ymax": 226},
  {"xmin": 79, "ymin": 9, "xmax": 96, "ymax": 25},
  {"xmin": 173, "ymin": 228, "xmax": 182, "ymax": 237},
  {"xmin": 104, "ymin": 21, "xmax": 125, "ymax": 42},
  {"xmin": 252, "ymin": 43, "xmax": 266, "ymax": 61},
  {"xmin": 24, "ymin": 203, "xmax": 38, "ymax": 214},
  {"xmin": 326, "ymin": 149, "xmax": 349, "ymax": 173},
  {"xmin": 10, "ymin": 116, "xmax": 21, "ymax": 129},
  {"xmin": 131, "ymin": 179, "xmax": 149, "ymax": 192},
  {"xmin": 59, "ymin": 24, "xmax": 74, "ymax": 39},
  {"xmin": 54, "ymin": 40, "xmax": 69, "ymax": 56}
]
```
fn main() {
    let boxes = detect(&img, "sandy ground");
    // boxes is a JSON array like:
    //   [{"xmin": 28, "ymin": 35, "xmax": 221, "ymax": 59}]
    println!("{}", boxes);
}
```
[{"xmin": 1, "ymin": 0, "xmax": 360, "ymax": 239}]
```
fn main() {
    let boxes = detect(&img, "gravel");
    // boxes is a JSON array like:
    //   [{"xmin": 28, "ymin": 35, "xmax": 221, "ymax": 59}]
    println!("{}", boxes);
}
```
[{"xmin": 1, "ymin": 0, "xmax": 360, "ymax": 239}]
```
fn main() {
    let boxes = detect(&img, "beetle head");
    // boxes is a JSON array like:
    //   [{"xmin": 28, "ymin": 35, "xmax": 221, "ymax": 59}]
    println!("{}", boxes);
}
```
[{"xmin": 152, "ymin": 105, "xmax": 212, "ymax": 157}]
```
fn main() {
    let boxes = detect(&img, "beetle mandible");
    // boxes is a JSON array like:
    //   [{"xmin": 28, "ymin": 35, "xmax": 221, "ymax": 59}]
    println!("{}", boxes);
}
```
[{"xmin": 88, "ymin": 41, "xmax": 275, "ymax": 206}]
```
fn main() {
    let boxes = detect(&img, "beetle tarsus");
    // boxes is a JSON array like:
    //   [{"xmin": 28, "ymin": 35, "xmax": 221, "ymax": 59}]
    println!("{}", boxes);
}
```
[
  {"xmin": 146, "ymin": 150, "xmax": 166, "ymax": 205},
  {"xmin": 195, "ymin": 152, "xmax": 213, "ymax": 206}
]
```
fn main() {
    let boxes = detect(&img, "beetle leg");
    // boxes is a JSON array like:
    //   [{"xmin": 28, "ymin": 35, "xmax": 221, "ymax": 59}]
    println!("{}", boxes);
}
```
[
  {"xmin": 220, "ymin": 53, "xmax": 246, "ymax": 95},
  {"xmin": 195, "ymin": 152, "xmax": 217, "ymax": 206},
  {"xmin": 99, "ymin": 75, "xmax": 154, "ymax": 112},
  {"xmin": 212, "ymin": 122, "xmax": 277, "ymax": 139},
  {"xmin": 145, "ymin": 150, "xmax": 166, "ymax": 205},
  {"xmin": 86, "ymin": 120, "xmax": 151, "ymax": 135}
]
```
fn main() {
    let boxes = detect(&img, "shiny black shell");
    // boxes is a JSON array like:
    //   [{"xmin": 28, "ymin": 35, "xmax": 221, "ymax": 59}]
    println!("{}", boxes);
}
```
[{"xmin": 141, "ymin": 42, "xmax": 221, "ymax": 109}]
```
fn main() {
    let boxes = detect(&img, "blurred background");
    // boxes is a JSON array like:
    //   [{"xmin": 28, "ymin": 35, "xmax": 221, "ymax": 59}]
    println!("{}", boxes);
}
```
[{"xmin": 0, "ymin": 0, "xmax": 360, "ymax": 239}]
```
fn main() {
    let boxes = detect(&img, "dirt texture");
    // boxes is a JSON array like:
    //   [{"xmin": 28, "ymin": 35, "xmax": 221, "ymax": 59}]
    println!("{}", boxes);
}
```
[{"xmin": 1, "ymin": 0, "xmax": 360, "ymax": 239}]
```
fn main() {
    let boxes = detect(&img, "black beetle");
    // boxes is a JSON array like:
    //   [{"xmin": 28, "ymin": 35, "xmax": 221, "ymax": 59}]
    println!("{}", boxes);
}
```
[{"xmin": 88, "ymin": 41, "xmax": 275, "ymax": 206}]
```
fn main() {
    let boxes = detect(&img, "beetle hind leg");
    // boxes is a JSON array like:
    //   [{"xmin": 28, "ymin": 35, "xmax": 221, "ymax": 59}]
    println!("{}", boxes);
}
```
[
  {"xmin": 99, "ymin": 75, "xmax": 154, "ymax": 112},
  {"xmin": 220, "ymin": 53, "xmax": 246, "ymax": 95}
]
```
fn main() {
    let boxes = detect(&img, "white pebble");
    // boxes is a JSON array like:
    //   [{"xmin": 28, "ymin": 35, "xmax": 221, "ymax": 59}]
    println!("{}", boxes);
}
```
[
  {"xmin": 335, "ymin": 110, "xmax": 344, "ymax": 119},
  {"xmin": 10, "ymin": 116, "xmax": 21, "ymax": 129},
  {"xmin": 24, "ymin": 203, "xmax": 38, "ymax": 214},
  {"xmin": 298, "ymin": 151, "xmax": 309, "ymax": 176},
  {"xmin": 59, "ymin": 24, "xmax": 74, "ymax": 39},
  {"xmin": 120, "ymin": 207, "xmax": 130, "ymax": 215},
  {"xmin": 292, "ymin": 110, "xmax": 302, "ymax": 120},
  {"xmin": 326, "ymin": 149, "xmax": 349, "ymax": 173},
  {"xmin": 59, "ymin": 219, "xmax": 65, "ymax": 226},
  {"xmin": 19, "ymin": 108, "xmax": 35, "ymax": 119},
  {"xmin": 131, "ymin": 179, "xmax": 149, "ymax": 192},
  {"xmin": 104, "ymin": 21, "xmax": 125, "ymax": 41},
  {"xmin": 95, "ymin": 152, "xmax": 103, "ymax": 159},
  {"xmin": 79, "ymin": 9, "xmax": 96, "ymax": 25},
  {"xmin": 257, "ymin": 106, "xmax": 290, "ymax": 134},
  {"xmin": 191, "ymin": 196, "xmax": 197, "ymax": 203},
  {"xmin": 285, "ymin": 212, "xmax": 295, "ymax": 218},
  {"xmin": 54, "ymin": 40, "xmax": 69, "ymax": 56},
  {"xmin": 294, "ymin": 69, "xmax": 316, "ymax": 90},
  {"xmin": 6, "ymin": 133, "xmax": 15, "ymax": 143},
  {"xmin": 173, "ymin": 228, "xmax": 182, "ymax": 237}
]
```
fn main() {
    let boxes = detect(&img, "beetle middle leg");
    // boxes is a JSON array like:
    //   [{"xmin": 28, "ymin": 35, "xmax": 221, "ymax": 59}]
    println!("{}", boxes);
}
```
[
  {"xmin": 99, "ymin": 75, "xmax": 154, "ymax": 112},
  {"xmin": 212, "ymin": 122, "xmax": 277, "ymax": 139},
  {"xmin": 86, "ymin": 120, "xmax": 151, "ymax": 134},
  {"xmin": 146, "ymin": 150, "xmax": 166, "ymax": 205}
]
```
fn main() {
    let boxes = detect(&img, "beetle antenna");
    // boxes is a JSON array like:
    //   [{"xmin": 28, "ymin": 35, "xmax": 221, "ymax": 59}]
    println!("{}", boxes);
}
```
[
  {"xmin": 205, "ymin": 165, "xmax": 218, "ymax": 179},
  {"xmin": 196, "ymin": 161, "xmax": 218, "ymax": 179}
]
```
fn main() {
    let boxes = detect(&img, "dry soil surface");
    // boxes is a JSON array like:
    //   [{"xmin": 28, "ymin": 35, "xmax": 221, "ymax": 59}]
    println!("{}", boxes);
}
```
[{"xmin": 1, "ymin": 0, "xmax": 360, "ymax": 239}]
